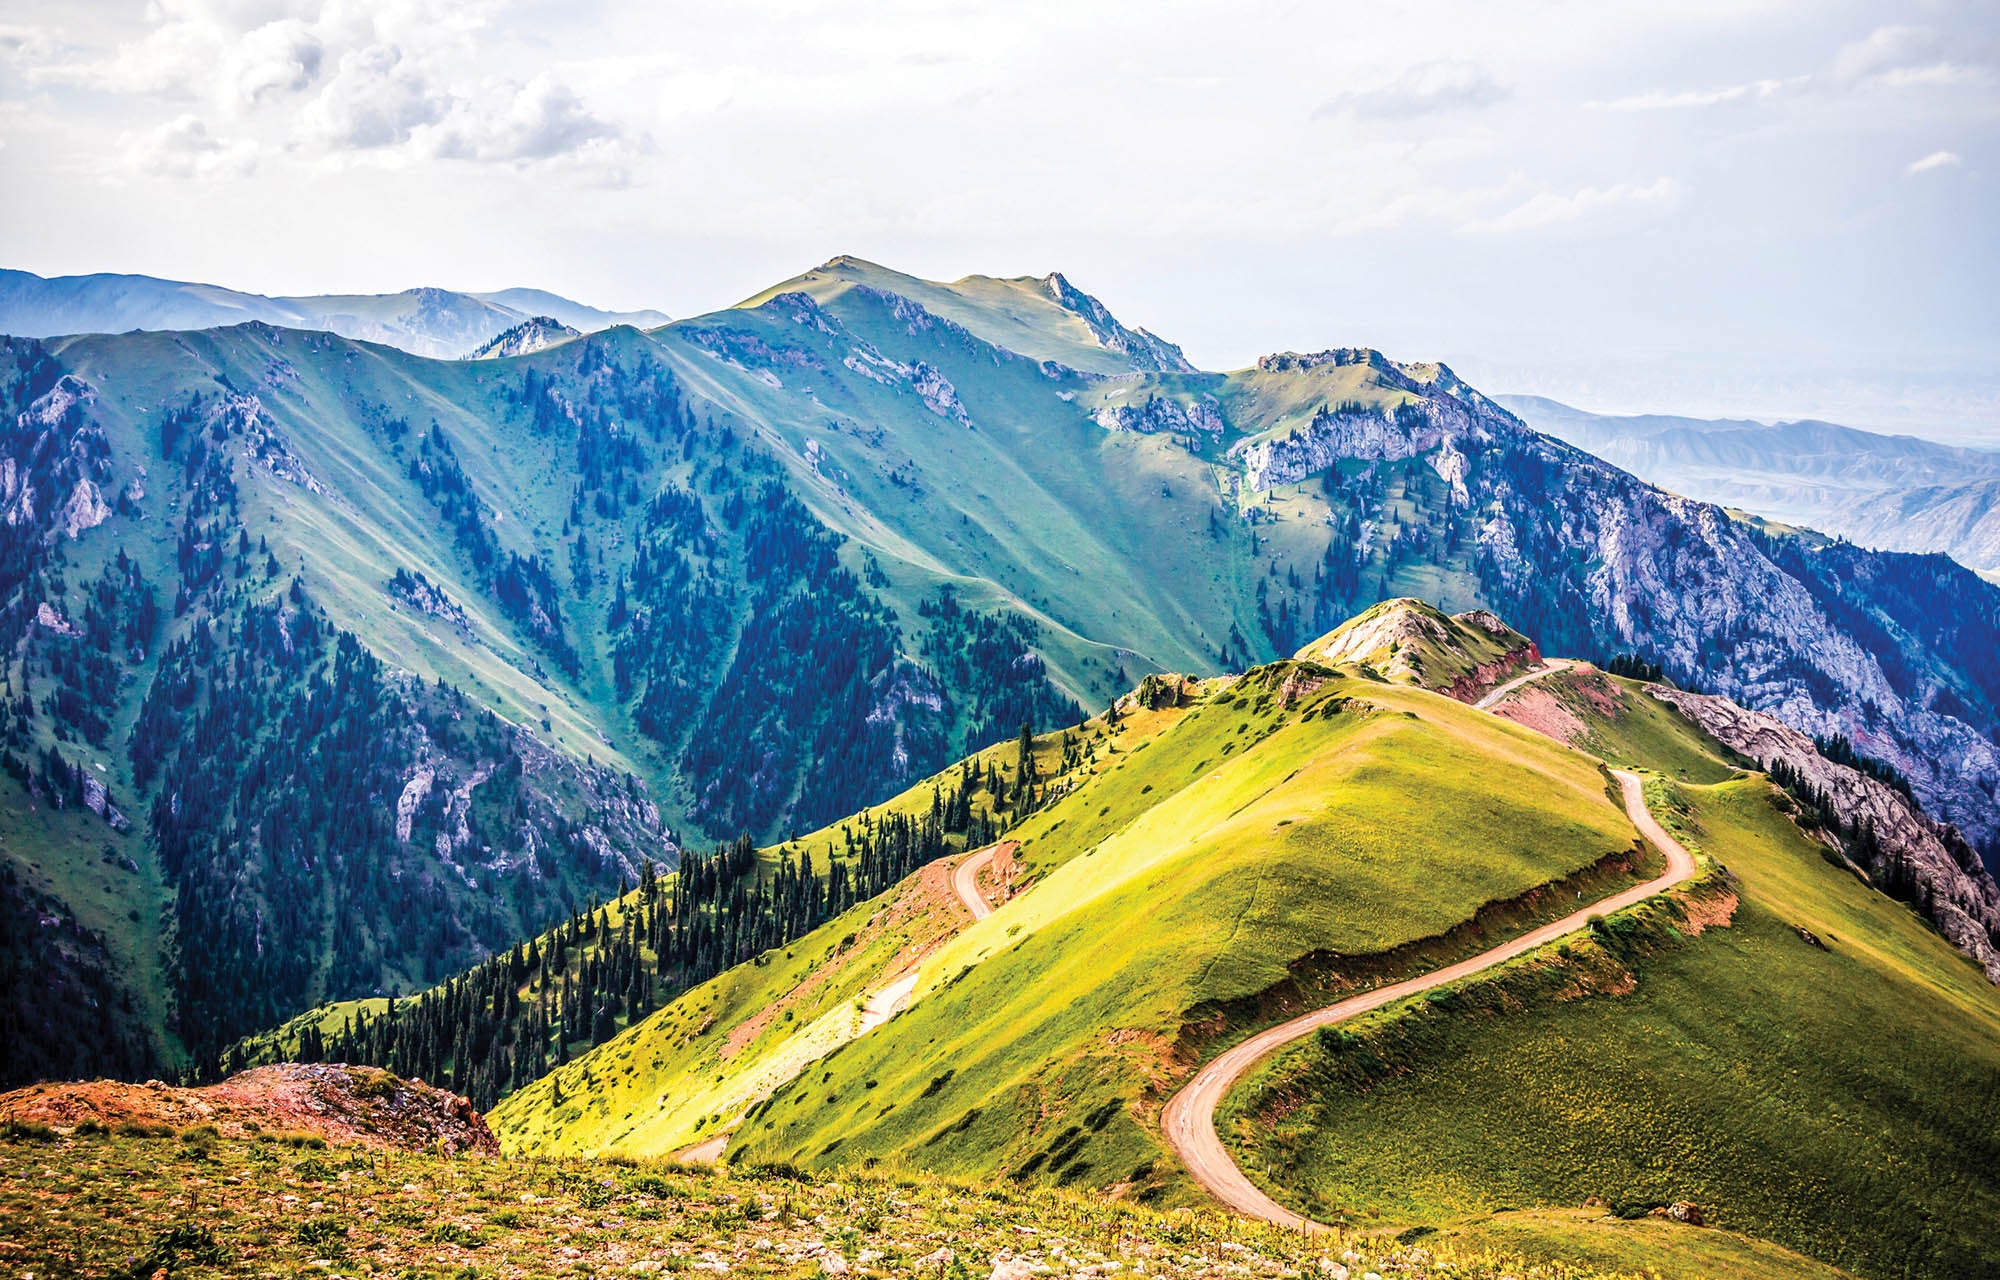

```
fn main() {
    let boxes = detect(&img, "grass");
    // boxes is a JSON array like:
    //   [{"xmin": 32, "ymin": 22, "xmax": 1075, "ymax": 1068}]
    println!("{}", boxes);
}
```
[
  {"xmin": 1488, "ymin": 664, "xmax": 1745, "ymax": 784},
  {"xmin": 0, "ymin": 1128, "xmax": 1849, "ymax": 1280},
  {"xmin": 1227, "ymin": 776, "xmax": 2000, "ymax": 1280},
  {"xmin": 713, "ymin": 664, "xmax": 1639, "ymax": 1191}
]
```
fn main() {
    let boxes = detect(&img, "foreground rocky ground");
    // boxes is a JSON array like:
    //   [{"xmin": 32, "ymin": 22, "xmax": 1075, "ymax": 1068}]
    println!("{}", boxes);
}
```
[
  {"xmin": 0, "ymin": 1064, "xmax": 497, "ymax": 1155},
  {"xmin": 2, "ymin": 1127, "xmax": 1720, "ymax": 1280}
]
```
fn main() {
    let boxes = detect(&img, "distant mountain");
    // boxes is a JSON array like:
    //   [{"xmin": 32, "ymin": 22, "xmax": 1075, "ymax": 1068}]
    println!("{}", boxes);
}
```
[
  {"xmin": 469, "ymin": 316, "xmax": 582, "ymax": 360},
  {"xmin": 0, "ymin": 269, "xmax": 669, "ymax": 359},
  {"xmin": 1501, "ymin": 394, "xmax": 2000, "ymax": 575},
  {"xmin": 4, "ymin": 255, "xmax": 1999, "ymax": 1087}
]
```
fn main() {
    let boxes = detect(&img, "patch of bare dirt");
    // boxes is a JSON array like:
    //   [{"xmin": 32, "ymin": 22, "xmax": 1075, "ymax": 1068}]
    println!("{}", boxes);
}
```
[
  {"xmin": 1490, "ymin": 684, "xmax": 1588, "ymax": 744},
  {"xmin": 0, "ymin": 1064, "xmax": 496, "ymax": 1153},
  {"xmin": 722, "ymin": 851, "xmax": 973, "ymax": 1060},
  {"xmin": 1677, "ymin": 886, "xmax": 1739, "ymax": 936}
]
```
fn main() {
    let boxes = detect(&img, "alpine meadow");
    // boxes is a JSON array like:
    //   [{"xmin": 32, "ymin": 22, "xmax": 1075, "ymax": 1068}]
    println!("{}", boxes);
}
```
[{"xmin": 2, "ymin": 5, "xmax": 1998, "ymax": 1279}]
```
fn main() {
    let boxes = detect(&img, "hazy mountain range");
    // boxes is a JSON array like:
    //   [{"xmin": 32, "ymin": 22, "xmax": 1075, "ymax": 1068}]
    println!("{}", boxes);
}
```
[
  {"xmin": 1502, "ymin": 394, "xmax": 2000, "ymax": 577},
  {"xmin": 0, "ymin": 269, "xmax": 669, "ymax": 360},
  {"xmin": 3, "ymin": 254, "xmax": 1997, "ymax": 1081}
]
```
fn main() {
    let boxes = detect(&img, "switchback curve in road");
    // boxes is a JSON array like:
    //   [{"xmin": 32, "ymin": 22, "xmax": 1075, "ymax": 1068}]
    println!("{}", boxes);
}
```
[
  {"xmin": 1161, "ymin": 762, "xmax": 1698, "ymax": 1231},
  {"xmin": 951, "ymin": 842, "xmax": 1005, "ymax": 920}
]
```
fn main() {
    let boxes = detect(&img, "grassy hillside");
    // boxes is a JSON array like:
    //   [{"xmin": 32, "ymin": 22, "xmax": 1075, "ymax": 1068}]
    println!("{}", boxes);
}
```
[
  {"xmin": 1227, "ymin": 764, "xmax": 2000, "ymax": 1280},
  {"xmin": 1485, "ymin": 662, "xmax": 1748, "ymax": 783},
  {"xmin": 507, "ymin": 629, "xmax": 1649, "ymax": 1199},
  {"xmin": 9, "ymin": 256, "xmax": 2000, "ymax": 1093},
  {"xmin": 1293, "ymin": 596, "xmax": 1535, "ymax": 694}
]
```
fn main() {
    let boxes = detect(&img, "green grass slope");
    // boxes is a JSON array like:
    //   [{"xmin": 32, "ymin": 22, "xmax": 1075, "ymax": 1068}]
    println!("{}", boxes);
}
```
[
  {"xmin": 540, "ymin": 647, "xmax": 1645, "ymax": 1199},
  {"xmin": 1228, "ymin": 772, "xmax": 2000, "ymax": 1280}
]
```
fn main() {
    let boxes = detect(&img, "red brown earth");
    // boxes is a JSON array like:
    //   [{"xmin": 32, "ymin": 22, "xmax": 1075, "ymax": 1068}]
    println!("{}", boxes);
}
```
[{"xmin": 0, "ymin": 1063, "xmax": 497, "ymax": 1154}]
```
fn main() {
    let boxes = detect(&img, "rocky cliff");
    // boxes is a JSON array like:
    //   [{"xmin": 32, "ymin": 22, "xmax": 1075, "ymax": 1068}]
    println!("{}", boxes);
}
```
[{"xmin": 1651, "ymin": 685, "xmax": 2000, "ymax": 981}]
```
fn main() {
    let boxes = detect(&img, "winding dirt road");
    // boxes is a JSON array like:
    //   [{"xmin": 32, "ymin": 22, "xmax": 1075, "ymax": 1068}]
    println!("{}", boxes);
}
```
[
  {"xmin": 1161, "ymin": 670, "xmax": 1698, "ymax": 1230},
  {"xmin": 952, "ymin": 843, "xmax": 1001, "ymax": 920},
  {"xmin": 674, "ymin": 843, "xmax": 1007, "ymax": 1164},
  {"xmin": 1474, "ymin": 656, "xmax": 1576, "ymax": 709}
]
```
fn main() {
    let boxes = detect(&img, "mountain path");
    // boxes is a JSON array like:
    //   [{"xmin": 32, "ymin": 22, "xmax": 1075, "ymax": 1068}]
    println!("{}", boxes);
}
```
[
  {"xmin": 1161, "ymin": 664, "xmax": 1696, "ymax": 1231},
  {"xmin": 1474, "ymin": 656, "xmax": 1576, "ymax": 709},
  {"xmin": 672, "ymin": 843, "xmax": 1005, "ymax": 1165}
]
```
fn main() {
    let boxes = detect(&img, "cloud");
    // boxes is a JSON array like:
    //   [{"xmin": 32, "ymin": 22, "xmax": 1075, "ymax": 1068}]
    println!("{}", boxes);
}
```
[
  {"xmin": 297, "ymin": 43, "xmax": 446, "ymax": 148},
  {"xmin": 1907, "ymin": 150, "xmax": 1962, "ymax": 175},
  {"xmin": 117, "ymin": 112, "xmax": 260, "ymax": 179},
  {"xmin": 1831, "ymin": 25, "xmax": 1936, "ymax": 85},
  {"xmin": 425, "ymin": 74, "xmax": 624, "ymax": 164},
  {"xmin": 1827, "ymin": 24, "xmax": 1991, "ymax": 92},
  {"xmin": 1316, "ymin": 60, "xmax": 1509, "ymax": 120},
  {"xmin": 225, "ymin": 17, "xmax": 324, "ymax": 106},
  {"xmin": 1461, "ymin": 177, "xmax": 1680, "ymax": 233},
  {"xmin": 1596, "ymin": 77, "xmax": 1804, "ymax": 111}
]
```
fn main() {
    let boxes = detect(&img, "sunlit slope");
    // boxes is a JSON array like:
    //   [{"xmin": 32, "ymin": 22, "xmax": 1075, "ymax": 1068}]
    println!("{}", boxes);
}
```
[
  {"xmin": 490, "ymin": 695, "xmax": 1203, "ymax": 1156},
  {"xmin": 734, "ymin": 256, "xmax": 1182, "ymax": 375},
  {"xmin": 646, "ymin": 288, "xmax": 1260, "ymax": 679},
  {"xmin": 1294, "ymin": 597, "xmax": 1535, "ymax": 694},
  {"xmin": 1228, "ymin": 768, "xmax": 2000, "ymax": 1280},
  {"xmin": 45, "ymin": 324, "xmax": 647, "ymax": 768},
  {"xmin": 657, "ymin": 662, "xmax": 1646, "ymax": 1194},
  {"xmin": 1484, "ymin": 661, "xmax": 1747, "ymax": 783}
]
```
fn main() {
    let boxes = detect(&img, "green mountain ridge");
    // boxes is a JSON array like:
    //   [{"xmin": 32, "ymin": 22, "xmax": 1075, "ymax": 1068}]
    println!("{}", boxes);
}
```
[
  {"xmin": 3, "ymin": 258, "xmax": 1999, "ymax": 1102},
  {"xmin": 479, "ymin": 602, "xmax": 2000, "ymax": 1280}
]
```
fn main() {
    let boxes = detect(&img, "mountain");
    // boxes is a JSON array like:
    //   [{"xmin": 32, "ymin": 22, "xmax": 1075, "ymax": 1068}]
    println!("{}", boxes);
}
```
[
  {"xmin": 5, "ymin": 256, "xmax": 2000, "ymax": 1093},
  {"xmin": 0, "ymin": 269, "xmax": 669, "ymax": 359},
  {"xmin": 473, "ymin": 602, "xmax": 1999, "ymax": 1280},
  {"xmin": 468, "ymin": 316, "xmax": 581, "ymax": 360},
  {"xmin": 1500, "ymin": 394, "xmax": 2000, "ymax": 575}
]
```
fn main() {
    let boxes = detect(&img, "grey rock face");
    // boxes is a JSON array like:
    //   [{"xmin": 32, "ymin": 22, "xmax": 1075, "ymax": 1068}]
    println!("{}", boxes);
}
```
[{"xmin": 1652, "ymin": 685, "xmax": 2000, "ymax": 981}]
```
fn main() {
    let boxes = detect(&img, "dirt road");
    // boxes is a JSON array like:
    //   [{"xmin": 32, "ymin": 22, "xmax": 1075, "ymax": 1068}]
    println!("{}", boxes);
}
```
[
  {"xmin": 1160, "ymin": 764, "xmax": 1698, "ymax": 1230},
  {"xmin": 952, "ymin": 843, "xmax": 1001, "ymax": 919},
  {"xmin": 1474, "ymin": 656, "xmax": 1576, "ymax": 709}
]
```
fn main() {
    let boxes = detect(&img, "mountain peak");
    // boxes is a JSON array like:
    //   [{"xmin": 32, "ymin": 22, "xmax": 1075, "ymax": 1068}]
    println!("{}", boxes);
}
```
[
  {"xmin": 1295, "ymin": 598, "xmax": 1540, "ymax": 700},
  {"xmin": 1035, "ymin": 270, "xmax": 1195, "ymax": 374},
  {"xmin": 468, "ymin": 315, "xmax": 582, "ymax": 360}
]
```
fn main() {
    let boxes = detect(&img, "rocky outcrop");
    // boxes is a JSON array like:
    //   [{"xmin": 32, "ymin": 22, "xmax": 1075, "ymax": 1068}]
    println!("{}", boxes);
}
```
[
  {"xmin": 4, "ymin": 373, "xmax": 116, "ymax": 542},
  {"xmin": 1040, "ymin": 271, "xmax": 1195, "ymax": 373},
  {"xmin": 1651, "ymin": 685, "xmax": 2000, "ymax": 981},
  {"xmin": 1093, "ymin": 393, "xmax": 1225, "ymax": 437},
  {"xmin": 387, "ymin": 567, "xmax": 476, "ymax": 639},
  {"xmin": 0, "ymin": 1063, "xmax": 499, "ymax": 1153},
  {"xmin": 1220, "ymin": 350, "xmax": 2000, "ymax": 845},
  {"xmin": 469, "ymin": 315, "xmax": 583, "ymax": 360}
]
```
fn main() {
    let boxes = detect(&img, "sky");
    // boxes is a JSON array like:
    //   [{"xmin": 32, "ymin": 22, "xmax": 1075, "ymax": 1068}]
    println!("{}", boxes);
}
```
[{"xmin": 0, "ymin": 0, "xmax": 1995, "ymax": 441}]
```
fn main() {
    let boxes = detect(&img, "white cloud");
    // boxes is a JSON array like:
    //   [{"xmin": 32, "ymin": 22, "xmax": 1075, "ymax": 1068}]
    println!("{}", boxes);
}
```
[
  {"xmin": 424, "ymin": 73, "xmax": 623, "ymax": 164},
  {"xmin": 1461, "ymin": 177, "xmax": 1680, "ymax": 233},
  {"xmin": 297, "ymin": 42, "xmax": 445, "ymax": 148},
  {"xmin": 1316, "ymin": 60, "xmax": 1509, "ymax": 120},
  {"xmin": 1831, "ymin": 25, "xmax": 1936, "ymax": 85},
  {"xmin": 225, "ymin": 17, "xmax": 324, "ymax": 106},
  {"xmin": 117, "ymin": 112, "xmax": 260, "ymax": 178},
  {"xmin": 1907, "ymin": 150, "xmax": 1962, "ymax": 175},
  {"xmin": 1597, "ymin": 77, "xmax": 1804, "ymax": 111}
]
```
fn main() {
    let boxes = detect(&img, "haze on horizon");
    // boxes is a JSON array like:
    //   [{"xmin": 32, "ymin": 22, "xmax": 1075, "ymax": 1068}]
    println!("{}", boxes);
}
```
[{"xmin": 0, "ymin": 0, "xmax": 1994, "ymax": 443}]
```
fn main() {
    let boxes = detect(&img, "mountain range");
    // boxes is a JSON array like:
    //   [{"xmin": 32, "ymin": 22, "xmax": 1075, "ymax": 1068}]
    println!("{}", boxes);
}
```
[
  {"xmin": 0, "ymin": 269, "xmax": 670, "ymax": 359},
  {"xmin": 6, "ymin": 256, "xmax": 2000, "ymax": 1280},
  {"xmin": 3, "ymin": 254, "xmax": 1998, "ymax": 1089},
  {"xmin": 1501, "ymin": 394, "xmax": 2000, "ymax": 577}
]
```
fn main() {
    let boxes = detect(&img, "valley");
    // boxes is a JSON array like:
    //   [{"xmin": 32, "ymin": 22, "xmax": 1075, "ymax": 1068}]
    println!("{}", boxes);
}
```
[{"xmin": 2, "ymin": 261, "xmax": 1999, "ymax": 1280}]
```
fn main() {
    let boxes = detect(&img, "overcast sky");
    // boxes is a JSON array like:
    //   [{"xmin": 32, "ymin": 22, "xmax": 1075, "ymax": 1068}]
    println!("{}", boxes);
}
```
[{"xmin": 1, "ymin": 1, "xmax": 1994, "ymax": 440}]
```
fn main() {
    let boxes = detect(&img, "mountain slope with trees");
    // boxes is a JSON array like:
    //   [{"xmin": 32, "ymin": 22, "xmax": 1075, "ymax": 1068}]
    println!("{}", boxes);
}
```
[{"xmin": 4, "ymin": 259, "xmax": 1999, "ymax": 1090}]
